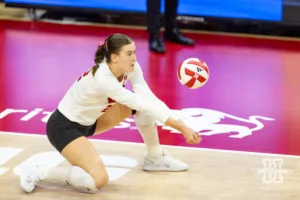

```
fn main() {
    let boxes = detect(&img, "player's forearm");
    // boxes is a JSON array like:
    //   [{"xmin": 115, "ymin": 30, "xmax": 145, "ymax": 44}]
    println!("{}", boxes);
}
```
[{"xmin": 164, "ymin": 117, "xmax": 187, "ymax": 133}]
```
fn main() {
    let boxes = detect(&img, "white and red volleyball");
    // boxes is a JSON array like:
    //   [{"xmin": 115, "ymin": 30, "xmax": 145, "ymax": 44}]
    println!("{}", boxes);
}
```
[{"xmin": 177, "ymin": 58, "xmax": 209, "ymax": 89}]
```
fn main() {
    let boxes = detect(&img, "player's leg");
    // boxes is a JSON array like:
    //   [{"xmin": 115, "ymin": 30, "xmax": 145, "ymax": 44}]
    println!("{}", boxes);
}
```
[
  {"xmin": 61, "ymin": 136, "xmax": 108, "ymax": 192},
  {"xmin": 93, "ymin": 103, "xmax": 162, "ymax": 157},
  {"xmin": 20, "ymin": 110, "xmax": 108, "ymax": 194},
  {"xmin": 134, "ymin": 112, "xmax": 189, "ymax": 171},
  {"xmin": 93, "ymin": 102, "xmax": 133, "ymax": 135},
  {"xmin": 22, "ymin": 137, "xmax": 108, "ymax": 193},
  {"xmin": 93, "ymin": 103, "xmax": 189, "ymax": 172}
]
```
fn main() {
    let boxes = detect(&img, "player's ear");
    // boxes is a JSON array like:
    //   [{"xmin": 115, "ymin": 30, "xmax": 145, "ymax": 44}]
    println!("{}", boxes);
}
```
[{"xmin": 110, "ymin": 53, "xmax": 118, "ymax": 63}]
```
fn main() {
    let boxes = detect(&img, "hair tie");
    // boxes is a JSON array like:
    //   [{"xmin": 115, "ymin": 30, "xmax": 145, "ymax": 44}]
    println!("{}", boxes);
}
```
[{"xmin": 99, "ymin": 42, "xmax": 106, "ymax": 54}]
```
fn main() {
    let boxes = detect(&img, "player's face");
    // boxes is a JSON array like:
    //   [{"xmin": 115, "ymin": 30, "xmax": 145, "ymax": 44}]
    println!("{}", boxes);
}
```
[{"xmin": 117, "ymin": 42, "xmax": 136, "ymax": 73}]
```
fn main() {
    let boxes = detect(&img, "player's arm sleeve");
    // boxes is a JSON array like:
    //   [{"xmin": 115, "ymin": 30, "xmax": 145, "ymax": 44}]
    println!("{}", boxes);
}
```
[
  {"xmin": 97, "ymin": 76, "xmax": 170, "ymax": 124},
  {"xmin": 129, "ymin": 62, "xmax": 172, "ymax": 116}
]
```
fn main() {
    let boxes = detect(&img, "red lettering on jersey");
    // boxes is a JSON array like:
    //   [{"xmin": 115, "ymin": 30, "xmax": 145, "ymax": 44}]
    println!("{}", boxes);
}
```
[
  {"xmin": 77, "ymin": 69, "xmax": 92, "ymax": 82},
  {"xmin": 108, "ymin": 97, "xmax": 116, "ymax": 104},
  {"xmin": 101, "ymin": 98, "xmax": 116, "ymax": 113},
  {"xmin": 101, "ymin": 105, "xmax": 112, "ymax": 113}
]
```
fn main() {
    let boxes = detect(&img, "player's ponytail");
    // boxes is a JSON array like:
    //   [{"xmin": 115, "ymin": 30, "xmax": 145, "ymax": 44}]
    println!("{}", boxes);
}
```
[
  {"xmin": 92, "ymin": 43, "xmax": 106, "ymax": 76},
  {"xmin": 92, "ymin": 33, "xmax": 133, "ymax": 76},
  {"xmin": 94, "ymin": 44, "xmax": 106, "ymax": 64}
]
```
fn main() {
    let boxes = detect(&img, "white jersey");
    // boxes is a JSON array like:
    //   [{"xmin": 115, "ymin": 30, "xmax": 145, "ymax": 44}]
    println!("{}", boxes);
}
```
[{"xmin": 58, "ymin": 61, "xmax": 171, "ymax": 126}]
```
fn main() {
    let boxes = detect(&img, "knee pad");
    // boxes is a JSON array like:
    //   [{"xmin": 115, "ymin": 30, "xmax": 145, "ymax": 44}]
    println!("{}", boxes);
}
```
[
  {"xmin": 134, "ymin": 112, "xmax": 155, "ymax": 126},
  {"xmin": 68, "ymin": 166, "xmax": 99, "ymax": 194}
]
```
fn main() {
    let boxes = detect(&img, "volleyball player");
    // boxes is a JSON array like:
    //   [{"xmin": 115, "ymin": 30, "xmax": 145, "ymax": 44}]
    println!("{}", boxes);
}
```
[{"xmin": 20, "ymin": 33, "xmax": 202, "ymax": 194}]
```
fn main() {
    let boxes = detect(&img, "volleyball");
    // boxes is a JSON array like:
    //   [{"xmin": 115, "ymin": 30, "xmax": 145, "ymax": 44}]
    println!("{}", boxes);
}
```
[{"xmin": 177, "ymin": 58, "xmax": 209, "ymax": 89}]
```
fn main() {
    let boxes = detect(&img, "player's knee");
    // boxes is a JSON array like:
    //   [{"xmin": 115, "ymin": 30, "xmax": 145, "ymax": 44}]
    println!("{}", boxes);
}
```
[
  {"xmin": 94, "ymin": 175, "xmax": 109, "ymax": 191},
  {"xmin": 134, "ymin": 111, "xmax": 155, "ymax": 126},
  {"xmin": 89, "ymin": 168, "xmax": 109, "ymax": 191},
  {"xmin": 70, "ymin": 166, "xmax": 109, "ymax": 194}
]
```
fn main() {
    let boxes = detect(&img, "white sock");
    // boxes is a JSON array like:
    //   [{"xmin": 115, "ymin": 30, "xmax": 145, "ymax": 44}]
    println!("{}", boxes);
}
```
[
  {"xmin": 41, "ymin": 166, "xmax": 69, "ymax": 183},
  {"xmin": 135, "ymin": 123, "xmax": 163, "ymax": 158},
  {"xmin": 41, "ymin": 166, "xmax": 98, "ymax": 193}
]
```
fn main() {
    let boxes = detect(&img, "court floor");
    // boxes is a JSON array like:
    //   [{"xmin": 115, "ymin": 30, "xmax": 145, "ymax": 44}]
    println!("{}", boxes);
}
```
[
  {"xmin": 0, "ymin": 132, "xmax": 299, "ymax": 200},
  {"xmin": 0, "ymin": 18, "xmax": 300, "ymax": 199}
]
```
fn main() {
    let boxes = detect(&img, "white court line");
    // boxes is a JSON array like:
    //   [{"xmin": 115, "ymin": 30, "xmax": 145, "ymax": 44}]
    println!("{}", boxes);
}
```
[{"xmin": 0, "ymin": 131, "xmax": 299, "ymax": 159}]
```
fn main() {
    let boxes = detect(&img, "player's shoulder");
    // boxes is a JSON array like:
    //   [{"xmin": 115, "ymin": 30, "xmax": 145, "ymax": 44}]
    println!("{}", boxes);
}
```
[
  {"xmin": 94, "ymin": 62, "xmax": 117, "ymax": 85},
  {"xmin": 94, "ymin": 62, "xmax": 111, "ymax": 78}
]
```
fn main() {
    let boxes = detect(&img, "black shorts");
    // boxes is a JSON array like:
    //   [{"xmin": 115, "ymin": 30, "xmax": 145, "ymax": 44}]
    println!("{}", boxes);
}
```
[{"xmin": 46, "ymin": 109, "xmax": 96, "ymax": 153}]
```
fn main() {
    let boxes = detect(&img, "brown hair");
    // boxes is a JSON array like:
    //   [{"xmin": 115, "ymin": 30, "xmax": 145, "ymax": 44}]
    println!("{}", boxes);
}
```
[{"xmin": 92, "ymin": 33, "xmax": 133, "ymax": 76}]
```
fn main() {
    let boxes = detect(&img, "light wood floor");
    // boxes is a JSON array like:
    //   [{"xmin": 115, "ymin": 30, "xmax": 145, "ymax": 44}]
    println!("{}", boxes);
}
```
[{"xmin": 0, "ymin": 132, "xmax": 299, "ymax": 200}]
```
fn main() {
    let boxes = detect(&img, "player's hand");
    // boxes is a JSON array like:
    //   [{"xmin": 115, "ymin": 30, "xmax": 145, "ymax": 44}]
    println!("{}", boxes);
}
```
[{"xmin": 181, "ymin": 127, "xmax": 202, "ymax": 144}]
